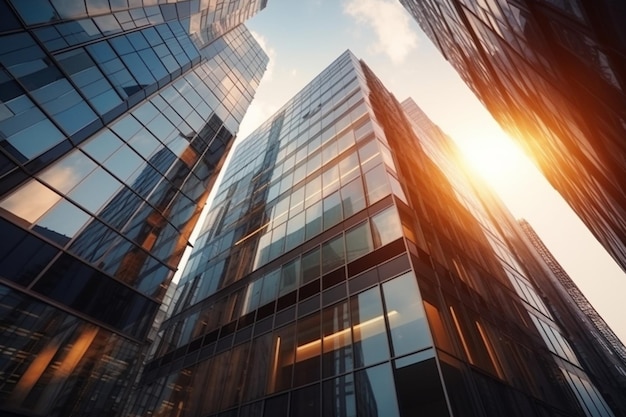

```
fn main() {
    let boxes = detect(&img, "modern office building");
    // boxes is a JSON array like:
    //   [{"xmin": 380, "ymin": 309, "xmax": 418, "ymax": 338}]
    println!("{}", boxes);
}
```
[
  {"xmin": 517, "ymin": 219, "xmax": 626, "ymax": 400},
  {"xmin": 0, "ymin": 1, "xmax": 268, "ymax": 416},
  {"xmin": 399, "ymin": 0, "xmax": 626, "ymax": 273},
  {"xmin": 128, "ymin": 50, "xmax": 620, "ymax": 417}
]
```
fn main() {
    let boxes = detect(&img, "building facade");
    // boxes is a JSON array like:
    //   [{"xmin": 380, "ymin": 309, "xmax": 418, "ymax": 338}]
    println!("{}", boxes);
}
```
[
  {"xmin": 0, "ymin": 1, "xmax": 268, "ymax": 416},
  {"xmin": 517, "ymin": 219, "xmax": 626, "ymax": 408},
  {"xmin": 399, "ymin": 0, "xmax": 626, "ymax": 273},
  {"xmin": 129, "ymin": 51, "xmax": 619, "ymax": 417}
]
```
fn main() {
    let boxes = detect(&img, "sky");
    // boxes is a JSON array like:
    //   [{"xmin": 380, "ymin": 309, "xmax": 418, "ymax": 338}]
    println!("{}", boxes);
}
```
[{"xmin": 227, "ymin": 0, "xmax": 626, "ymax": 343}]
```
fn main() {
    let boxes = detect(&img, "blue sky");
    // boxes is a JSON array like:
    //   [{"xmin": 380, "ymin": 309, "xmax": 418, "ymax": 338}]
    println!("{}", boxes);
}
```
[{"xmin": 224, "ymin": 0, "xmax": 626, "ymax": 342}]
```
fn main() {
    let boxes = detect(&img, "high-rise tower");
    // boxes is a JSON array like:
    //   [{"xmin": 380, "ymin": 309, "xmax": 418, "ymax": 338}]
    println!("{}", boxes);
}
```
[
  {"xmin": 129, "ymin": 51, "xmax": 621, "ymax": 417},
  {"xmin": 0, "ymin": 1, "xmax": 268, "ymax": 416},
  {"xmin": 399, "ymin": 0, "xmax": 626, "ymax": 274}
]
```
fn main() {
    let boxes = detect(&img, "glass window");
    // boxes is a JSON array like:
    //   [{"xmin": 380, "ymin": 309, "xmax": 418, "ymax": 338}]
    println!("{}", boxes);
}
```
[
  {"xmin": 242, "ymin": 333, "xmax": 272, "ymax": 402},
  {"xmin": 338, "ymin": 151, "xmax": 360, "ymax": 185},
  {"xmin": 323, "ymin": 374, "xmax": 356, "ymax": 417},
  {"xmin": 345, "ymin": 221, "xmax": 373, "ymax": 262},
  {"xmin": 10, "ymin": 0, "xmax": 58, "ymax": 24},
  {"xmin": 68, "ymin": 168, "xmax": 122, "ymax": 213},
  {"xmin": 242, "ymin": 279, "xmax": 263, "ymax": 315},
  {"xmin": 341, "ymin": 178, "xmax": 366, "ymax": 218},
  {"xmin": 103, "ymin": 146, "xmax": 144, "ymax": 183},
  {"xmin": 354, "ymin": 363, "xmax": 400, "ymax": 417},
  {"xmin": 358, "ymin": 139, "xmax": 381, "ymax": 172},
  {"xmin": 36, "ymin": 199, "xmax": 90, "ymax": 243},
  {"xmin": 322, "ymin": 163, "xmax": 340, "ymax": 197},
  {"xmin": 291, "ymin": 384, "xmax": 321, "ymax": 417},
  {"xmin": 350, "ymin": 287, "xmax": 389, "ymax": 367},
  {"xmin": 323, "ymin": 191, "xmax": 342, "ymax": 230},
  {"xmin": 382, "ymin": 272, "xmax": 431, "ymax": 356},
  {"xmin": 301, "ymin": 247, "xmax": 320, "ymax": 284},
  {"xmin": 38, "ymin": 150, "xmax": 97, "ymax": 193},
  {"xmin": 294, "ymin": 314, "xmax": 321, "ymax": 386},
  {"xmin": 280, "ymin": 258, "xmax": 300, "ymax": 296},
  {"xmin": 322, "ymin": 234, "xmax": 345, "ymax": 274},
  {"xmin": 81, "ymin": 128, "xmax": 124, "ymax": 162},
  {"xmin": 305, "ymin": 201, "xmax": 322, "ymax": 239},
  {"xmin": 304, "ymin": 174, "xmax": 321, "ymax": 208},
  {"xmin": 364, "ymin": 164, "xmax": 390, "ymax": 204},
  {"xmin": 371, "ymin": 207, "xmax": 402, "ymax": 248},
  {"xmin": 322, "ymin": 301, "xmax": 353, "ymax": 377},
  {"xmin": 0, "ymin": 180, "xmax": 61, "ymax": 223},
  {"xmin": 259, "ymin": 269, "xmax": 280, "ymax": 307},
  {"xmin": 4, "ymin": 118, "xmax": 65, "ymax": 160},
  {"xmin": 267, "ymin": 324, "xmax": 296, "ymax": 393},
  {"xmin": 285, "ymin": 211, "xmax": 305, "ymax": 251}
]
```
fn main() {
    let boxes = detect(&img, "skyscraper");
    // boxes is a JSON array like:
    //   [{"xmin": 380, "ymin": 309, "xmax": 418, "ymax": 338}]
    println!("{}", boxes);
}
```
[
  {"xmin": 129, "ymin": 50, "xmax": 620, "ymax": 417},
  {"xmin": 399, "ymin": 0, "xmax": 626, "ymax": 273},
  {"xmin": 517, "ymin": 219, "xmax": 626, "ymax": 403},
  {"xmin": 0, "ymin": 1, "xmax": 268, "ymax": 416}
]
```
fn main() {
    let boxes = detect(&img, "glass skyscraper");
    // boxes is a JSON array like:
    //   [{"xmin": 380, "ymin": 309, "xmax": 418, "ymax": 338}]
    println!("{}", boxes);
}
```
[
  {"xmin": 399, "ymin": 0, "xmax": 626, "ymax": 274},
  {"xmin": 130, "ymin": 50, "xmax": 620, "ymax": 417},
  {"xmin": 0, "ymin": 1, "xmax": 268, "ymax": 416}
]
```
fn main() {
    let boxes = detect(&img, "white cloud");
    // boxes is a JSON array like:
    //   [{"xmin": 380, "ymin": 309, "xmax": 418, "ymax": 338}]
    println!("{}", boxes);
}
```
[
  {"xmin": 250, "ymin": 30, "xmax": 277, "ymax": 81},
  {"xmin": 237, "ymin": 99, "xmax": 278, "ymax": 139},
  {"xmin": 343, "ymin": 0, "xmax": 418, "ymax": 65}
]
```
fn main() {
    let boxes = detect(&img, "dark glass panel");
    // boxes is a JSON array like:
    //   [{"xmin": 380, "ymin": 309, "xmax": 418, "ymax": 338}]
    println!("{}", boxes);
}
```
[
  {"xmin": 267, "ymin": 323, "xmax": 296, "ymax": 393},
  {"xmin": 290, "ymin": 384, "xmax": 321, "ymax": 417},
  {"xmin": 345, "ymin": 221, "xmax": 373, "ymax": 262},
  {"xmin": 0, "ymin": 218, "xmax": 58, "ymax": 286},
  {"xmin": 323, "ymin": 374, "xmax": 357, "ymax": 417},
  {"xmin": 301, "ymin": 247, "xmax": 320, "ymax": 284},
  {"xmin": 10, "ymin": 0, "xmax": 59, "ymax": 25},
  {"xmin": 394, "ymin": 358, "xmax": 449, "ymax": 417},
  {"xmin": 354, "ymin": 363, "xmax": 399, "ymax": 417},
  {"xmin": 264, "ymin": 394, "xmax": 289, "ymax": 417},
  {"xmin": 242, "ymin": 333, "xmax": 272, "ymax": 402},
  {"xmin": 32, "ymin": 254, "xmax": 155, "ymax": 336},
  {"xmin": 294, "ymin": 313, "xmax": 321, "ymax": 386}
]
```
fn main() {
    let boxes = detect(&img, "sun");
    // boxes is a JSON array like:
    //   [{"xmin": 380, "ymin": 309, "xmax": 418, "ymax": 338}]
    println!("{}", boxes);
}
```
[{"xmin": 454, "ymin": 128, "xmax": 529, "ymax": 188}]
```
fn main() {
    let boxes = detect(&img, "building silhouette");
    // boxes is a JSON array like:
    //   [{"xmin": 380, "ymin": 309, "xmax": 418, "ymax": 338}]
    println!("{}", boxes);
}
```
[
  {"xmin": 399, "ymin": 0, "xmax": 626, "ymax": 274},
  {"xmin": 0, "ymin": 1, "xmax": 268, "ymax": 416},
  {"xmin": 129, "ymin": 51, "xmax": 622, "ymax": 417}
]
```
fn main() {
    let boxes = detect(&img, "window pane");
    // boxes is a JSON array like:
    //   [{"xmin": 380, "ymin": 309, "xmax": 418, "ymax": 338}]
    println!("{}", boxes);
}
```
[
  {"xmin": 322, "ymin": 301, "xmax": 353, "ymax": 377},
  {"xmin": 294, "ymin": 313, "xmax": 321, "ymax": 386},
  {"xmin": 290, "ymin": 384, "xmax": 320, "ymax": 417},
  {"xmin": 0, "ymin": 180, "xmax": 61, "ymax": 223},
  {"xmin": 341, "ymin": 178, "xmax": 366, "ymax": 218},
  {"xmin": 305, "ymin": 201, "xmax": 322, "ymax": 239},
  {"xmin": 267, "ymin": 324, "xmax": 296, "ymax": 393},
  {"xmin": 382, "ymin": 272, "xmax": 431, "ymax": 356},
  {"xmin": 323, "ymin": 191, "xmax": 342, "ymax": 230},
  {"xmin": 36, "ymin": 200, "xmax": 90, "ymax": 244},
  {"xmin": 280, "ymin": 258, "xmax": 300, "ymax": 296},
  {"xmin": 338, "ymin": 151, "xmax": 360, "ymax": 185},
  {"xmin": 323, "ymin": 374, "xmax": 356, "ymax": 417},
  {"xmin": 301, "ymin": 247, "xmax": 320, "ymax": 284},
  {"xmin": 350, "ymin": 287, "xmax": 389, "ymax": 367},
  {"xmin": 259, "ymin": 269, "xmax": 280, "ymax": 306},
  {"xmin": 364, "ymin": 164, "xmax": 390, "ymax": 204},
  {"xmin": 345, "ymin": 221, "xmax": 373, "ymax": 262},
  {"xmin": 69, "ymin": 168, "xmax": 122, "ymax": 212},
  {"xmin": 321, "ymin": 234, "xmax": 345, "ymax": 274},
  {"xmin": 38, "ymin": 150, "xmax": 97, "ymax": 193},
  {"xmin": 371, "ymin": 207, "xmax": 402, "ymax": 248},
  {"xmin": 354, "ymin": 363, "xmax": 399, "ymax": 417}
]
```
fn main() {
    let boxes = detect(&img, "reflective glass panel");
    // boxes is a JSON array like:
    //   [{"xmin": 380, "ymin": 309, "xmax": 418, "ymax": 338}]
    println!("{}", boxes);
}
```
[
  {"xmin": 350, "ymin": 287, "xmax": 389, "ymax": 367},
  {"xmin": 354, "ymin": 363, "xmax": 399, "ymax": 417},
  {"xmin": 0, "ymin": 180, "xmax": 61, "ymax": 223},
  {"xmin": 382, "ymin": 272, "xmax": 431, "ymax": 356},
  {"xmin": 345, "ymin": 221, "xmax": 373, "ymax": 262},
  {"xmin": 371, "ymin": 207, "xmax": 402, "ymax": 248}
]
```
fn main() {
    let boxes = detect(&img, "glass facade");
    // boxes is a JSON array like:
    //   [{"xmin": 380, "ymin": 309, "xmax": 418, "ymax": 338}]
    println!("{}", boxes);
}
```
[
  {"xmin": 130, "ymin": 50, "xmax": 620, "ymax": 417},
  {"xmin": 0, "ymin": 1, "xmax": 268, "ymax": 416},
  {"xmin": 399, "ymin": 0, "xmax": 626, "ymax": 274}
]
